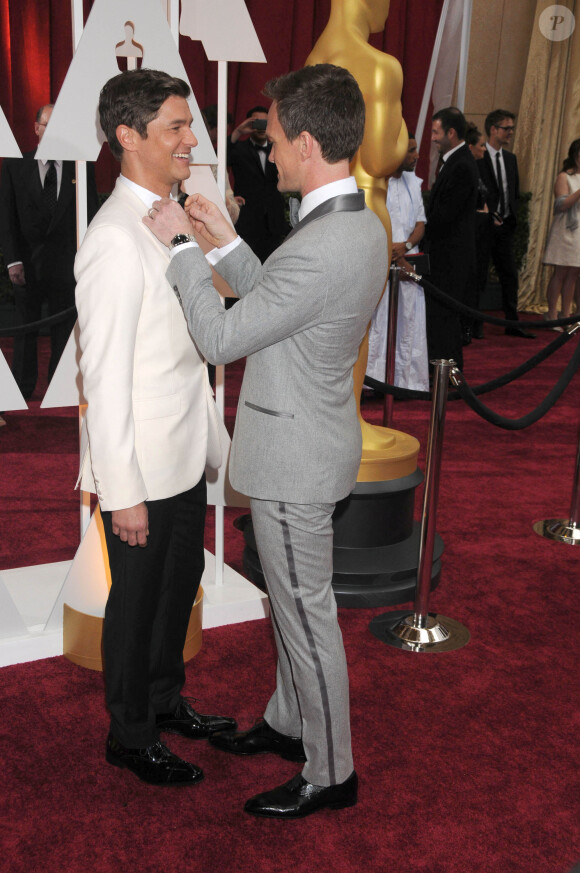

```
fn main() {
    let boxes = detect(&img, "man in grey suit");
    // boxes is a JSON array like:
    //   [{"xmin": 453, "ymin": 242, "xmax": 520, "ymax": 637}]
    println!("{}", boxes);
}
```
[{"xmin": 145, "ymin": 64, "xmax": 389, "ymax": 818}]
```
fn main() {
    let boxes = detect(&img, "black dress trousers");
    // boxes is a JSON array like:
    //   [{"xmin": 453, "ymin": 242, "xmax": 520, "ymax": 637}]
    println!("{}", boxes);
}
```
[{"xmin": 101, "ymin": 475, "xmax": 207, "ymax": 748}]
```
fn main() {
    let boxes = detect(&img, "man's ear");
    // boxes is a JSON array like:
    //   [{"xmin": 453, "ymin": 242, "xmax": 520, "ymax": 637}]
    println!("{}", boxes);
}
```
[
  {"xmin": 116, "ymin": 124, "xmax": 139, "ymax": 153},
  {"xmin": 299, "ymin": 130, "xmax": 315, "ymax": 160}
]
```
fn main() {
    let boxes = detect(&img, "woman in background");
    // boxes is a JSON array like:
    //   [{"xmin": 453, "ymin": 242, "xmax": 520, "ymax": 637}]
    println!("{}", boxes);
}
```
[{"xmin": 543, "ymin": 139, "xmax": 580, "ymax": 327}]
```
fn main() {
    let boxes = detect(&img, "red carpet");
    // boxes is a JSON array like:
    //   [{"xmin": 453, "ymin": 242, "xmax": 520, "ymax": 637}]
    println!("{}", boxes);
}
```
[{"xmin": 0, "ymin": 321, "xmax": 579, "ymax": 873}]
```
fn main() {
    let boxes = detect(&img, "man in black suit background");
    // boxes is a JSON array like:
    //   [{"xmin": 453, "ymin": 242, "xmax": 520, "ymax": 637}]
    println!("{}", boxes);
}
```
[
  {"xmin": 424, "ymin": 106, "xmax": 478, "ymax": 369},
  {"xmin": 228, "ymin": 105, "xmax": 290, "ymax": 262},
  {"xmin": 0, "ymin": 104, "xmax": 99, "ymax": 398},
  {"xmin": 476, "ymin": 109, "xmax": 534, "ymax": 339}
]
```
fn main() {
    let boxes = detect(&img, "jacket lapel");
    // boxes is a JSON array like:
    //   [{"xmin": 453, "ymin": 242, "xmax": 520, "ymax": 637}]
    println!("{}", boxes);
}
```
[
  {"xmin": 48, "ymin": 161, "xmax": 74, "ymax": 230},
  {"xmin": 285, "ymin": 191, "xmax": 366, "ymax": 242},
  {"xmin": 26, "ymin": 153, "xmax": 43, "ymax": 205}
]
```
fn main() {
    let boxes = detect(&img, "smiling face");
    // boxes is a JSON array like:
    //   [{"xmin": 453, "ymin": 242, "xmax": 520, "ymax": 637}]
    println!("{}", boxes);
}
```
[
  {"xmin": 266, "ymin": 103, "xmax": 303, "ymax": 194},
  {"xmin": 431, "ymin": 119, "xmax": 453, "ymax": 156},
  {"xmin": 123, "ymin": 94, "xmax": 198, "ymax": 196}
]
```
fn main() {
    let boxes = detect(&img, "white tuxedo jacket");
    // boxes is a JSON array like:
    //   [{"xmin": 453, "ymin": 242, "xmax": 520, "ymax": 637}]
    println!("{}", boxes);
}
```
[{"xmin": 75, "ymin": 178, "xmax": 221, "ymax": 511}]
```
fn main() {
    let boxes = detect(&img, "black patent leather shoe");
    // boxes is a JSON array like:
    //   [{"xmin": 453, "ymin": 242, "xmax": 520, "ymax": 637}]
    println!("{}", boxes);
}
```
[
  {"xmin": 209, "ymin": 718, "xmax": 306, "ymax": 762},
  {"xmin": 105, "ymin": 734, "xmax": 204, "ymax": 786},
  {"xmin": 505, "ymin": 327, "xmax": 536, "ymax": 338},
  {"xmin": 156, "ymin": 697, "xmax": 236, "ymax": 739},
  {"xmin": 244, "ymin": 771, "xmax": 358, "ymax": 818}
]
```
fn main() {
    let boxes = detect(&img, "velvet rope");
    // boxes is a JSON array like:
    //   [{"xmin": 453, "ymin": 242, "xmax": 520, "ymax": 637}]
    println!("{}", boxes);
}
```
[
  {"xmin": 419, "ymin": 276, "xmax": 580, "ymax": 330},
  {"xmin": 0, "ymin": 305, "xmax": 76, "ymax": 337},
  {"xmin": 364, "ymin": 327, "xmax": 573, "ymax": 402},
  {"xmin": 451, "ymin": 337, "xmax": 580, "ymax": 430}
]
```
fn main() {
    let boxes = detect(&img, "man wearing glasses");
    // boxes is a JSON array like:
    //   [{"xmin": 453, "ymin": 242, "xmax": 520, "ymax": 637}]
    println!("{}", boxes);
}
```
[{"xmin": 476, "ymin": 109, "xmax": 535, "ymax": 339}]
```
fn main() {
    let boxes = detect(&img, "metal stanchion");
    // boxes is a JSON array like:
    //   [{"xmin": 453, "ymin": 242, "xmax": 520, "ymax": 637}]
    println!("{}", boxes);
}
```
[
  {"xmin": 533, "ymin": 424, "xmax": 580, "ymax": 545},
  {"xmin": 370, "ymin": 359, "xmax": 470, "ymax": 652},
  {"xmin": 382, "ymin": 266, "xmax": 400, "ymax": 428}
]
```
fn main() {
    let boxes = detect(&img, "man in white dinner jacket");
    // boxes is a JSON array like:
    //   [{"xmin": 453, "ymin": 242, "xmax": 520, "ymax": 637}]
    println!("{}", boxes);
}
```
[{"xmin": 75, "ymin": 68, "xmax": 235, "ymax": 787}]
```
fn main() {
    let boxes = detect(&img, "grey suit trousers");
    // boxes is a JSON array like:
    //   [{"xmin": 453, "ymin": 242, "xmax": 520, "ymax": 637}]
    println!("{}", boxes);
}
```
[{"xmin": 250, "ymin": 497, "xmax": 353, "ymax": 786}]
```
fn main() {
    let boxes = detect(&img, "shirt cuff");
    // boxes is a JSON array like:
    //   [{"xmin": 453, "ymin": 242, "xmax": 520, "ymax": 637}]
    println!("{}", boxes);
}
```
[
  {"xmin": 206, "ymin": 236, "xmax": 242, "ymax": 266},
  {"xmin": 168, "ymin": 240, "xmax": 199, "ymax": 259}
]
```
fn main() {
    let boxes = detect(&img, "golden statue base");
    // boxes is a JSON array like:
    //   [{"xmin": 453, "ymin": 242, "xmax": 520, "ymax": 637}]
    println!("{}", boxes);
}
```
[
  {"xmin": 357, "ymin": 420, "xmax": 420, "ymax": 482},
  {"xmin": 63, "ymin": 588, "xmax": 204, "ymax": 672}
]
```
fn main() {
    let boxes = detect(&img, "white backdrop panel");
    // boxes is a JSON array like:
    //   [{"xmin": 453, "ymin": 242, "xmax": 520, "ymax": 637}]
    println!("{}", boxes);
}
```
[
  {"xmin": 36, "ymin": 0, "xmax": 216, "ymax": 164},
  {"xmin": 180, "ymin": 0, "xmax": 266, "ymax": 62},
  {"xmin": 0, "ymin": 352, "xmax": 27, "ymax": 411},
  {"xmin": 0, "ymin": 107, "xmax": 22, "ymax": 158}
]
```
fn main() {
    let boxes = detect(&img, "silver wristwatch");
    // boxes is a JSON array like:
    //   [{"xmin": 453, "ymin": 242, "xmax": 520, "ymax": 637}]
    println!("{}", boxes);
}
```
[{"xmin": 169, "ymin": 233, "xmax": 196, "ymax": 249}]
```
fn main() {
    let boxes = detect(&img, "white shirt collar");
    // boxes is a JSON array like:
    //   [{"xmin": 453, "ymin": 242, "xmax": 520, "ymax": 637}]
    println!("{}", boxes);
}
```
[
  {"xmin": 38, "ymin": 159, "xmax": 61, "ymax": 167},
  {"xmin": 486, "ymin": 142, "xmax": 502, "ymax": 159},
  {"xmin": 119, "ymin": 175, "xmax": 178, "ymax": 209},
  {"xmin": 442, "ymin": 142, "xmax": 465, "ymax": 162},
  {"xmin": 298, "ymin": 176, "xmax": 358, "ymax": 222}
]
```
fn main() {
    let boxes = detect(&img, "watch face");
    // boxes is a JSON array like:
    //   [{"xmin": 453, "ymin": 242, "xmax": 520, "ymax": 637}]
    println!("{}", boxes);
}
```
[{"xmin": 170, "ymin": 233, "xmax": 193, "ymax": 248}]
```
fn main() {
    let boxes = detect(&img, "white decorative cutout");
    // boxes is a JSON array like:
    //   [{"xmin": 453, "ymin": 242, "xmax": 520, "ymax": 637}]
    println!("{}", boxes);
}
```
[
  {"xmin": 45, "ymin": 508, "xmax": 110, "ymax": 630},
  {"xmin": 0, "ymin": 578, "xmax": 29, "ymax": 639},
  {"xmin": 36, "ymin": 0, "xmax": 216, "ymax": 164},
  {"xmin": 180, "ymin": 0, "xmax": 266, "ymax": 62},
  {"xmin": 0, "ymin": 106, "xmax": 22, "ymax": 158},
  {"xmin": 0, "ymin": 351, "xmax": 28, "ymax": 411},
  {"xmin": 41, "ymin": 322, "xmax": 85, "ymax": 409}
]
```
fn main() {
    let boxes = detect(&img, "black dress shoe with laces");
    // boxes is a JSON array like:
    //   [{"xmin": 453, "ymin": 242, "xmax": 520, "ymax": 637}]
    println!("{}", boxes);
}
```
[
  {"xmin": 105, "ymin": 734, "xmax": 204, "ymax": 786},
  {"xmin": 156, "ymin": 697, "xmax": 236, "ymax": 739},
  {"xmin": 209, "ymin": 718, "xmax": 306, "ymax": 762},
  {"xmin": 244, "ymin": 771, "xmax": 358, "ymax": 818}
]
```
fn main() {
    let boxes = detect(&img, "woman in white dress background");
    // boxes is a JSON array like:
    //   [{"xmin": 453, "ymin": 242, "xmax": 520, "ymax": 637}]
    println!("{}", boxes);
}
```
[{"xmin": 543, "ymin": 139, "xmax": 580, "ymax": 325}]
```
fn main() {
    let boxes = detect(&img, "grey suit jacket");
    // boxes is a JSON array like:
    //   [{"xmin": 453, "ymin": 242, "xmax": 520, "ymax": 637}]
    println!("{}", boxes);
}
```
[{"xmin": 167, "ymin": 200, "xmax": 388, "ymax": 504}]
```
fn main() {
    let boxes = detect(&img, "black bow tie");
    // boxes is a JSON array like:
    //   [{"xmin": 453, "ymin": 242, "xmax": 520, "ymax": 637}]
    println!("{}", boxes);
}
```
[{"xmin": 253, "ymin": 143, "xmax": 268, "ymax": 152}]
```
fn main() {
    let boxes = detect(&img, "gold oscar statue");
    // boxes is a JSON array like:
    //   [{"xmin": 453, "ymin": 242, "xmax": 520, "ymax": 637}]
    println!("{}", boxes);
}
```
[{"xmin": 307, "ymin": 0, "xmax": 420, "ymax": 482}]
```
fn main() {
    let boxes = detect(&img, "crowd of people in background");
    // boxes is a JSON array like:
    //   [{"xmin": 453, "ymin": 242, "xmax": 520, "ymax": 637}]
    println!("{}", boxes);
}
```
[
  {"xmin": 1, "ymin": 98, "xmax": 577, "ymax": 404},
  {"xmin": 366, "ymin": 107, "xmax": 580, "ymax": 389}
]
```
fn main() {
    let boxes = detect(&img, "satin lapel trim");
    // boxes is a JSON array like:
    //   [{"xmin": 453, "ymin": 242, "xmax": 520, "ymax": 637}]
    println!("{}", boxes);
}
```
[
  {"xmin": 49, "ymin": 162, "xmax": 73, "ymax": 229},
  {"xmin": 285, "ymin": 191, "xmax": 366, "ymax": 241},
  {"xmin": 29, "ymin": 155, "xmax": 44, "ymax": 204}
]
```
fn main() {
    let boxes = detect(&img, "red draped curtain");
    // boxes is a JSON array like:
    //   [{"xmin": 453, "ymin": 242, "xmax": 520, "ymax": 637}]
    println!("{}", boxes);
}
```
[{"xmin": 0, "ymin": 0, "xmax": 444, "ymax": 190}]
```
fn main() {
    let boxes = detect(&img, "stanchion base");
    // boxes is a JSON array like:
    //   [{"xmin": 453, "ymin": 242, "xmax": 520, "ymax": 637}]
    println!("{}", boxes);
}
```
[
  {"xmin": 532, "ymin": 518, "xmax": 580, "ymax": 546},
  {"xmin": 369, "ymin": 610, "xmax": 470, "ymax": 653}
]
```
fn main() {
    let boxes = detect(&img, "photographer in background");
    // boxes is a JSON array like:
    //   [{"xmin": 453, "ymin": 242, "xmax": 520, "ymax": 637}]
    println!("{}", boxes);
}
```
[{"xmin": 227, "ymin": 105, "xmax": 290, "ymax": 261}]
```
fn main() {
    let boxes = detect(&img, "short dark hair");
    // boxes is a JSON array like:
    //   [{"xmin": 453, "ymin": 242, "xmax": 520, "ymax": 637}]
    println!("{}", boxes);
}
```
[
  {"xmin": 407, "ymin": 131, "xmax": 416, "ymax": 140},
  {"xmin": 465, "ymin": 122, "xmax": 482, "ymax": 147},
  {"xmin": 263, "ymin": 64, "xmax": 365, "ymax": 164},
  {"xmin": 99, "ymin": 68, "xmax": 190, "ymax": 161},
  {"xmin": 432, "ymin": 106, "xmax": 467, "ymax": 140},
  {"xmin": 36, "ymin": 104, "xmax": 53, "ymax": 123},
  {"xmin": 246, "ymin": 105, "xmax": 269, "ymax": 118},
  {"xmin": 485, "ymin": 109, "xmax": 515, "ymax": 137},
  {"xmin": 562, "ymin": 138, "xmax": 580, "ymax": 173}
]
